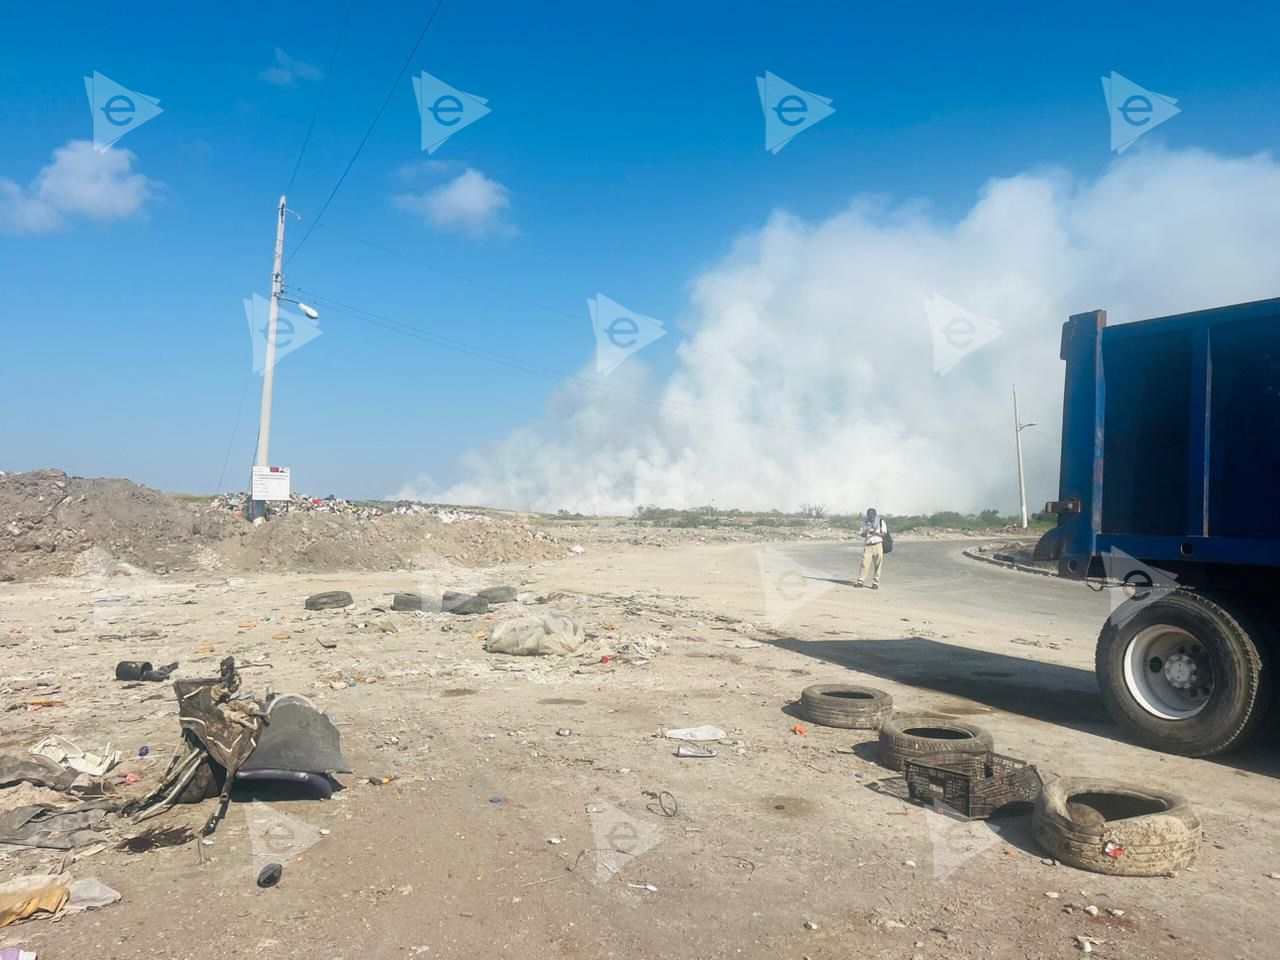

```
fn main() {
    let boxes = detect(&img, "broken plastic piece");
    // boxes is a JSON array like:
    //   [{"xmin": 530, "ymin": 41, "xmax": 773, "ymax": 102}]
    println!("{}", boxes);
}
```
[{"xmin": 675, "ymin": 744, "xmax": 717, "ymax": 758}]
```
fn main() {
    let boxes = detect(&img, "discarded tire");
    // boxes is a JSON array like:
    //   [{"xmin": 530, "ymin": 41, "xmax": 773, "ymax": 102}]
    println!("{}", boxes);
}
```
[
  {"xmin": 305, "ymin": 591, "xmax": 353, "ymax": 611},
  {"xmin": 878, "ymin": 716, "xmax": 994, "ymax": 772},
  {"xmin": 476, "ymin": 585, "xmax": 518, "ymax": 604},
  {"xmin": 442, "ymin": 591, "xmax": 488, "ymax": 615},
  {"xmin": 391, "ymin": 592, "xmax": 431, "ymax": 612},
  {"xmin": 1032, "ymin": 776, "xmax": 1200, "ymax": 876},
  {"xmin": 800, "ymin": 684, "xmax": 892, "ymax": 729}
]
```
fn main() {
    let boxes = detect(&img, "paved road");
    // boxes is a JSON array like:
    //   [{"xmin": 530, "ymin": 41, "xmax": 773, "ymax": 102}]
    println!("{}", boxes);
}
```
[
  {"xmin": 792, "ymin": 536, "xmax": 1112, "ymax": 636},
  {"xmin": 771, "ymin": 537, "xmax": 1119, "ymax": 731}
]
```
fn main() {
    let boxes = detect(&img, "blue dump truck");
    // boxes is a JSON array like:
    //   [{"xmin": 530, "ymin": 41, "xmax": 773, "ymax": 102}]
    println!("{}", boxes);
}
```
[{"xmin": 1034, "ymin": 298, "xmax": 1279, "ymax": 757}]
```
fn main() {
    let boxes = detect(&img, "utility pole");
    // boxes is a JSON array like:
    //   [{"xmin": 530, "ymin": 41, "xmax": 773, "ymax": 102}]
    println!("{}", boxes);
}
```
[
  {"xmin": 250, "ymin": 195, "xmax": 288, "ymax": 522},
  {"xmin": 1013, "ymin": 383, "xmax": 1036, "ymax": 529}
]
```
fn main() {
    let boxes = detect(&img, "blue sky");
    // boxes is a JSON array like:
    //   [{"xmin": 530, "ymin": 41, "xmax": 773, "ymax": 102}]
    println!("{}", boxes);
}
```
[{"xmin": 2, "ymin": 1, "xmax": 1278, "ymax": 505}]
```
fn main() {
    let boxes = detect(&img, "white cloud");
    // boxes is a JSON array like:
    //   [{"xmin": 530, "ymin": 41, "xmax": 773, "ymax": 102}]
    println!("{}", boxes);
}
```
[
  {"xmin": 401, "ymin": 146, "xmax": 1280, "ymax": 515},
  {"xmin": 259, "ymin": 47, "xmax": 323, "ymax": 87},
  {"xmin": 395, "ymin": 167, "xmax": 514, "ymax": 237},
  {"xmin": 0, "ymin": 140, "xmax": 155, "ymax": 235}
]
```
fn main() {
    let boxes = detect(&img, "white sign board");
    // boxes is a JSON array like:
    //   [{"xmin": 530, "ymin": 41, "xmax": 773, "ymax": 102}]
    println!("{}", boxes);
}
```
[{"xmin": 251, "ymin": 466, "xmax": 291, "ymax": 502}]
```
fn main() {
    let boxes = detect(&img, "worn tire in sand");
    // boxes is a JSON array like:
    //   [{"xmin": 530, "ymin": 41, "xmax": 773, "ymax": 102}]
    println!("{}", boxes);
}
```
[
  {"xmin": 305, "ymin": 591, "xmax": 353, "ymax": 611},
  {"xmin": 878, "ymin": 716, "xmax": 994, "ymax": 772},
  {"xmin": 1032, "ymin": 776, "xmax": 1199, "ymax": 876},
  {"xmin": 800, "ymin": 684, "xmax": 893, "ymax": 729}
]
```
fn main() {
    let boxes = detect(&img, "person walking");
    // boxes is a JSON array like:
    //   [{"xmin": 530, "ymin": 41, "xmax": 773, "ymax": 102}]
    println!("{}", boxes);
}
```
[{"xmin": 854, "ymin": 507, "xmax": 887, "ymax": 589}]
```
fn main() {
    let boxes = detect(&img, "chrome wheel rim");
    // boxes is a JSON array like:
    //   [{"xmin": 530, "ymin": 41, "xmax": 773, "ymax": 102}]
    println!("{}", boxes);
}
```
[{"xmin": 1122, "ymin": 625, "xmax": 1213, "ymax": 720}]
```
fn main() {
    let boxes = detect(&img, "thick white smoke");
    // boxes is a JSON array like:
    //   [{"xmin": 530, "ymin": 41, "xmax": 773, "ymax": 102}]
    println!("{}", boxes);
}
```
[{"xmin": 400, "ymin": 147, "xmax": 1280, "ymax": 515}]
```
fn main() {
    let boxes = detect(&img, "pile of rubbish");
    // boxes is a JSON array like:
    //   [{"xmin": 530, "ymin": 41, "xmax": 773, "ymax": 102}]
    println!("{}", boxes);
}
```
[
  {"xmin": 208, "ymin": 491, "xmax": 384, "ymax": 521},
  {"xmin": 0, "ymin": 657, "xmax": 351, "ymax": 935},
  {"xmin": 207, "ymin": 493, "xmax": 497, "ymax": 527}
]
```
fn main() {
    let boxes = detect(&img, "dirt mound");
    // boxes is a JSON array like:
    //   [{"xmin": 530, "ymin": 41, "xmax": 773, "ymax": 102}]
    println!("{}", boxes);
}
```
[
  {"xmin": 209, "ymin": 510, "xmax": 560, "ymax": 573},
  {"xmin": 0, "ymin": 469, "xmax": 560, "ymax": 581},
  {"xmin": 0, "ymin": 469, "xmax": 228, "ymax": 580}
]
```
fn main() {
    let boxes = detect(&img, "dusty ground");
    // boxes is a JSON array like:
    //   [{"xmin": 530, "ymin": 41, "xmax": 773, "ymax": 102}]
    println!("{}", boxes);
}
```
[{"xmin": 0, "ymin": 535, "xmax": 1277, "ymax": 959}]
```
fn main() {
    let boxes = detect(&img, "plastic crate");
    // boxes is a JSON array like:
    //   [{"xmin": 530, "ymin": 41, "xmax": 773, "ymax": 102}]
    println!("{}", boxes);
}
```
[{"xmin": 904, "ymin": 751, "xmax": 1043, "ymax": 819}]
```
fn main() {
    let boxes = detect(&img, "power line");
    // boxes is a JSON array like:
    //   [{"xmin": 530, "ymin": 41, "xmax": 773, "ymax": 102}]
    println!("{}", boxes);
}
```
[
  {"xmin": 291, "ymin": 285, "xmax": 1008, "ymax": 442},
  {"xmin": 287, "ymin": 0, "xmax": 447, "ymax": 265},
  {"xmin": 215, "ymin": 367, "xmax": 254, "ymax": 493},
  {"xmin": 285, "ymin": 0, "xmax": 356, "ymax": 196},
  {"xmin": 291, "ymin": 218, "xmax": 918, "ymax": 382}
]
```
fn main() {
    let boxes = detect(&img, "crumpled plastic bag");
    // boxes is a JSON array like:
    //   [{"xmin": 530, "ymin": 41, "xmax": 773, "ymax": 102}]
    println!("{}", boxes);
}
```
[
  {"xmin": 65, "ymin": 877, "xmax": 121, "ymax": 912},
  {"xmin": 485, "ymin": 615, "xmax": 585, "ymax": 656}
]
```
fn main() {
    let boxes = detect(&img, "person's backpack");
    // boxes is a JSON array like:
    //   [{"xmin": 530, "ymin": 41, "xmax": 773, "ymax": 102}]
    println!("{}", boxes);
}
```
[{"xmin": 881, "ymin": 520, "xmax": 893, "ymax": 554}]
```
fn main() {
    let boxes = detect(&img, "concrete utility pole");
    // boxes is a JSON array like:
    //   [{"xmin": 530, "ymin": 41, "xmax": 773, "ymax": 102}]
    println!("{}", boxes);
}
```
[
  {"xmin": 1013, "ymin": 383, "xmax": 1037, "ymax": 529},
  {"xmin": 250, "ymin": 195, "xmax": 288, "ymax": 522}
]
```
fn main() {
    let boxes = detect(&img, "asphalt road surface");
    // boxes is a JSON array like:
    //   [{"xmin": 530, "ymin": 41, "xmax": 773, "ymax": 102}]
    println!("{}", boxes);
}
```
[
  {"xmin": 793, "ymin": 536, "xmax": 1112, "ymax": 635},
  {"xmin": 769, "ymin": 537, "xmax": 1123, "ymax": 734}
]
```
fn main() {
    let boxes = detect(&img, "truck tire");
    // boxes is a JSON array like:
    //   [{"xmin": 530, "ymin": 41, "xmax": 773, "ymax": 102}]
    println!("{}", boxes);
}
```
[
  {"xmin": 878, "ymin": 716, "xmax": 994, "ymax": 772},
  {"xmin": 1032, "ymin": 776, "xmax": 1199, "ymax": 876},
  {"xmin": 305, "ymin": 591, "xmax": 353, "ymax": 611},
  {"xmin": 800, "ymin": 684, "xmax": 893, "ymax": 729},
  {"xmin": 1095, "ymin": 589, "xmax": 1271, "ymax": 756}
]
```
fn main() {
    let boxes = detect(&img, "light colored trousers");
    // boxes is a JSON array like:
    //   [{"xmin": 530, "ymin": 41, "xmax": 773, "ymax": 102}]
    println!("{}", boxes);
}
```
[{"xmin": 857, "ymin": 542, "xmax": 884, "ymax": 585}]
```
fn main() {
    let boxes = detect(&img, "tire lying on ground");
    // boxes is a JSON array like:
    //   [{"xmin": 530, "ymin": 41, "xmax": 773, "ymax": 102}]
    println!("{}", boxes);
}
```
[
  {"xmin": 800, "ymin": 684, "xmax": 893, "ymax": 729},
  {"xmin": 1095, "ymin": 588, "xmax": 1272, "ymax": 757},
  {"xmin": 878, "ymin": 716, "xmax": 994, "ymax": 772},
  {"xmin": 1032, "ymin": 776, "xmax": 1200, "ymax": 876},
  {"xmin": 442, "ymin": 591, "xmax": 489, "ymax": 615},
  {"xmin": 304, "ymin": 591, "xmax": 353, "ymax": 611},
  {"xmin": 391, "ymin": 592, "xmax": 438, "ymax": 612}
]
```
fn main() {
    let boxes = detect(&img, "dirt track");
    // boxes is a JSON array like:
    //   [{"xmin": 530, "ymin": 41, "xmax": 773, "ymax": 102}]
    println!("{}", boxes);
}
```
[{"xmin": 1, "ymin": 537, "xmax": 1277, "ymax": 959}]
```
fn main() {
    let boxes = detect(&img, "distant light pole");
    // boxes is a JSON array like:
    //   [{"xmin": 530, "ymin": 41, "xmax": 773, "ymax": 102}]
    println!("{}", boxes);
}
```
[
  {"xmin": 1013, "ymin": 384, "xmax": 1037, "ymax": 529},
  {"xmin": 249, "ymin": 195, "xmax": 317, "ymax": 521}
]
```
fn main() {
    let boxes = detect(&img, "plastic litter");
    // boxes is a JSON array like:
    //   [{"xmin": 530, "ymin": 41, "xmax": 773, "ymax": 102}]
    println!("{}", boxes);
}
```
[
  {"xmin": 29, "ymin": 736, "xmax": 118, "ymax": 777},
  {"xmin": 64, "ymin": 877, "xmax": 121, "ymax": 913},
  {"xmin": 675, "ymin": 745, "xmax": 717, "ymax": 758},
  {"xmin": 663, "ymin": 726, "xmax": 725, "ymax": 742},
  {"xmin": 257, "ymin": 863, "xmax": 283, "ymax": 888},
  {"xmin": 485, "ymin": 615, "xmax": 585, "ymax": 656}
]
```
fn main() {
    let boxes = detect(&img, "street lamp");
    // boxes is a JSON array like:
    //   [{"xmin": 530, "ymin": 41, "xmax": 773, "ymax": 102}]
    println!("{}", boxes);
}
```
[
  {"xmin": 249, "ymin": 196, "xmax": 320, "ymax": 522},
  {"xmin": 281, "ymin": 297, "xmax": 319, "ymax": 319},
  {"xmin": 1013, "ymin": 384, "xmax": 1037, "ymax": 529}
]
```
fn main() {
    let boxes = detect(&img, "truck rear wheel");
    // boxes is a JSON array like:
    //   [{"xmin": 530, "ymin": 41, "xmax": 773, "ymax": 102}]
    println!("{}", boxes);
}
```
[{"xmin": 1096, "ymin": 589, "xmax": 1271, "ymax": 756}]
